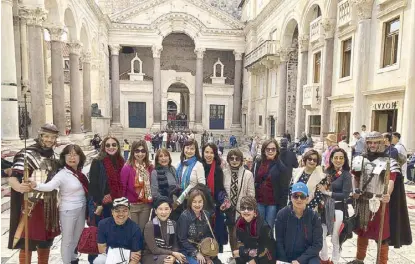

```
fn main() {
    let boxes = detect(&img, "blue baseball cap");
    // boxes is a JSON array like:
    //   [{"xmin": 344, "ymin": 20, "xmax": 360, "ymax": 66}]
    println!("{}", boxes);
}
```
[{"xmin": 291, "ymin": 182, "xmax": 309, "ymax": 196}]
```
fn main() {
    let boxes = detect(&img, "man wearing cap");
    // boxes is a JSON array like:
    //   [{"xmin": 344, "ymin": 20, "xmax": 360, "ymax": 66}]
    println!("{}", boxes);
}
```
[
  {"xmin": 94, "ymin": 197, "xmax": 143, "ymax": 264},
  {"xmin": 275, "ymin": 182, "xmax": 323, "ymax": 264},
  {"xmin": 8, "ymin": 123, "xmax": 61, "ymax": 263},
  {"xmin": 322, "ymin": 134, "xmax": 339, "ymax": 169}
]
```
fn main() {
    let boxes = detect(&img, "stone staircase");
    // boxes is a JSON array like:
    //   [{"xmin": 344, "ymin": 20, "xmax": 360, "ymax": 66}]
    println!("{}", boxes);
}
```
[{"xmin": 1, "ymin": 178, "xmax": 11, "ymax": 213}]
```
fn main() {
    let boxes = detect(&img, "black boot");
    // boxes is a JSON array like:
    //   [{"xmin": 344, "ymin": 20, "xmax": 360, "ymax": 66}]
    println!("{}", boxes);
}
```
[{"xmin": 71, "ymin": 259, "xmax": 79, "ymax": 264}]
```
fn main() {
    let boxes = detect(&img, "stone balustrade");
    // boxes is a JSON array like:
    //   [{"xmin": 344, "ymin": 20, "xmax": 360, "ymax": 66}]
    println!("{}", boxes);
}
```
[
  {"xmin": 302, "ymin": 84, "xmax": 320, "ymax": 110},
  {"xmin": 310, "ymin": 16, "xmax": 322, "ymax": 43},
  {"xmin": 244, "ymin": 40, "xmax": 278, "ymax": 68},
  {"xmin": 337, "ymin": 0, "xmax": 356, "ymax": 28}
]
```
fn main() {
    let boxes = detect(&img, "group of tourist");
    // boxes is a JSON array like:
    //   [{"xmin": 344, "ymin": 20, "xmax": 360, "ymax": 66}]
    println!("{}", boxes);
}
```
[{"xmin": 5, "ymin": 122, "xmax": 412, "ymax": 264}]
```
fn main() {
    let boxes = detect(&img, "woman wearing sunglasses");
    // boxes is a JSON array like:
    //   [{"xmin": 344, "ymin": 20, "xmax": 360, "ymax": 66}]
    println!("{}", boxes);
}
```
[
  {"xmin": 291, "ymin": 149, "xmax": 327, "ymax": 211},
  {"xmin": 319, "ymin": 148, "xmax": 352, "ymax": 264},
  {"xmin": 252, "ymin": 139, "xmax": 289, "ymax": 229},
  {"xmin": 223, "ymin": 149, "xmax": 255, "ymax": 252},
  {"xmin": 120, "ymin": 140, "xmax": 154, "ymax": 230},
  {"xmin": 233, "ymin": 196, "xmax": 275, "ymax": 264},
  {"xmin": 202, "ymin": 143, "xmax": 228, "ymax": 252},
  {"xmin": 275, "ymin": 182, "xmax": 323, "ymax": 264}
]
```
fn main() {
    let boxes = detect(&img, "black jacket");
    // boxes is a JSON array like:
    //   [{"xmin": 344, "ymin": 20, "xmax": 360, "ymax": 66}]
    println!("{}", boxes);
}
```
[
  {"xmin": 279, "ymin": 148, "xmax": 299, "ymax": 174},
  {"xmin": 253, "ymin": 158, "xmax": 290, "ymax": 207},
  {"xmin": 275, "ymin": 206, "xmax": 323, "ymax": 264}
]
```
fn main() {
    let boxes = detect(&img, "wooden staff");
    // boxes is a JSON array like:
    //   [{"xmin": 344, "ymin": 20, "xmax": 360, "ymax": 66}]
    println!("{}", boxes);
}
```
[
  {"xmin": 376, "ymin": 159, "xmax": 391, "ymax": 264},
  {"xmin": 23, "ymin": 93, "xmax": 29, "ymax": 264}
]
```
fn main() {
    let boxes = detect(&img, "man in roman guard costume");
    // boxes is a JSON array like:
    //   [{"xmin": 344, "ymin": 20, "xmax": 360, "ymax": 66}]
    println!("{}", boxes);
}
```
[
  {"xmin": 8, "ymin": 123, "xmax": 61, "ymax": 263},
  {"xmin": 348, "ymin": 131, "xmax": 411, "ymax": 264}
]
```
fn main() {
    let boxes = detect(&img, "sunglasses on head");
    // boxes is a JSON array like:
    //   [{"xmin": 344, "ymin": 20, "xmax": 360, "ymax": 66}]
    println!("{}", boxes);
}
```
[
  {"xmin": 291, "ymin": 193, "xmax": 307, "ymax": 200},
  {"xmin": 229, "ymin": 156, "xmax": 241, "ymax": 161},
  {"xmin": 134, "ymin": 149, "xmax": 146, "ymax": 154},
  {"xmin": 307, "ymin": 157, "xmax": 318, "ymax": 163},
  {"xmin": 105, "ymin": 143, "xmax": 117, "ymax": 148},
  {"xmin": 240, "ymin": 206, "xmax": 254, "ymax": 212}
]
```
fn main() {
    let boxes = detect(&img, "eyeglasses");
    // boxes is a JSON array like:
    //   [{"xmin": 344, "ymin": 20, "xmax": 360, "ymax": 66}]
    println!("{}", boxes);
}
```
[
  {"xmin": 229, "ymin": 156, "xmax": 241, "ymax": 161},
  {"xmin": 134, "ymin": 149, "xmax": 146, "ymax": 154},
  {"xmin": 291, "ymin": 193, "xmax": 307, "ymax": 200},
  {"xmin": 240, "ymin": 206, "xmax": 254, "ymax": 212},
  {"xmin": 307, "ymin": 158, "xmax": 318, "ymax": 163},
  {"xmin": 265, "ymin": 148, "xmax": 277, "ymax": 152},
  {"xmin": 105, "ymin": 143, "xmax": 117, "ymax": 148}
]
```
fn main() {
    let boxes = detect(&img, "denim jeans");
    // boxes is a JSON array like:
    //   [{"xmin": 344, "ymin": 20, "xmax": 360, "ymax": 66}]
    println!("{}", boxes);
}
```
[{"xmin": 257, "ymin": 203, "xmax": 277, "ymax": 230}]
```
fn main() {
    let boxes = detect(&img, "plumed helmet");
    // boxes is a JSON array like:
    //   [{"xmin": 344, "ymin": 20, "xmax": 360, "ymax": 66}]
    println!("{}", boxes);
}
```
[{"xmin": 38, "ymin": 123, "xmax": 59, "ymax": 135}]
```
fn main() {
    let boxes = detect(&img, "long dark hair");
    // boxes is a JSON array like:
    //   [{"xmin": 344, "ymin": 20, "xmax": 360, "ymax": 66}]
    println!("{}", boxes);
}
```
[
  {"xmin": 260, "ymin": 139, "xmax": 280, "ymax": 161},
  {"xmin": 180, "ymin": 139, "xmax": 201, "ymax": 162},
  {"xmin": 128, "ymin": 140, "xmax": 151, "ymax": 168},
  {"xmin": 202, "ymin": 143, "xmax": 221, "ymax": 166},
  {"xmin": 326, "ymin": 148, "xmax": 350, "ymax": 172},
  {"xmin": 97, "ymin": 136, "xmax": 122, "ymax": 160},
  {"xmin": 59, "ymin": 144, "xmax": 86, "ymax": 170}
]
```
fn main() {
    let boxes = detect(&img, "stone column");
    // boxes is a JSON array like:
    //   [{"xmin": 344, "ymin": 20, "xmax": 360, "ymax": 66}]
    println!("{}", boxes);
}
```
[
  {"xmin": 194, "ymin": 48, "xmax": 205, "ymax": 130},
  {"xmin": 49, "ymin": 27, "xmax": 66, "ymax": 135},
  {"xmin": 402, "ymin": 0, "xmax": 415, "ymax": 152},
  {"xmin": 1, "ymin": 0, "xmax": 19, "ymax": 140},
  {"xmin": 351, "ymin": 1, "xmax": 373, "ymax": 134},
  {"xmin": 82, "ymin": 51, "xmax": 92, "ymax": 132},
  {"xmin": 152, "ymin": 45, "xmax": 162, "ymax": 125},
  {"xmin": 276, "ymin": 50, "xmax": 289, "ymax": 136},
  {"xmin": 232, "ymin": 51, "xmax": 243, "ymax": 127},
  {"xmin": 320, "ymin": 19, "xmax": 335, "ymax": 140},
  {"xmin": 69, "ymin": 42, "xmax": 83, "ymax": 134},
  {"xmin": 26, "ymin": 8, "xmax": 47, "ymax": 136},
  {"xmin": 110, "ymin": 45, "xmax": 121, "ymax": 126},
  {"xmin": 295, "ymin": 35, "xmax": 309, "ymax": 139}
]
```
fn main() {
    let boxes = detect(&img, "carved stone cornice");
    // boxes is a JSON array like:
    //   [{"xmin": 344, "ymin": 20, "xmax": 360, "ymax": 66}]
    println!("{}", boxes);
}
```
[
  {"xmin": 298, "ymin": 35, "xmax": 309, "ymax": 52},
  {"xmin": 278, "ymin": 48, "xmax": 292, "ymax": 62},
  {"xmin": 68, "ymin": 42, "xmax": 83, "ymax": 56},
  {"xmin": 19, "ymin": 7, "xmax": 47, "ymax": 27},
  {"xmin": 3, "ymin": 0, "xmax": 13, "ymax": 6},
  {"xmin": 109, "ymin": 45, "xmax": 121, "ymax": 56},
  {"xmin": 151, "ymin": 45, "xmax": 163, "ymax": 58},
  {"xmin": 233, "ymin": 51, "xmax": 243, "ymax": 61},
  {"xmin": 350, "ymin": 0, "xmax": 375, "ymax": 20},
  {"xmin": 321, "ymin": 18, "xmax": 336, "ymax": 39},
  {"xmin": 48, "ymin": 27, "xmax": 65, "ymax": 42},
  {"xmin": 195, "ymin": 48, "xmax": 206, "ymax": 59},
  {"xmin": 82, "ymin": 51, "xmax": 92, "ymax": 63}
]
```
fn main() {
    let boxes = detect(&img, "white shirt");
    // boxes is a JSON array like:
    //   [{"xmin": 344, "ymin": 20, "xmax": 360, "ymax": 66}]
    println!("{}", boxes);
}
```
[
  {"xmin": 34, "ymin": 167, "xmax": 86, "ymax": 211},
  {"xmin": 175, "ymin": 160, "xmax": 205, "ymax": 204},
  {"xmin": 163, "ymin": 132, "xmax": 168, "ymax": 141},
  {"xmin": 395, "ymin": 141, "xmax": 407, "ymax": 177}
]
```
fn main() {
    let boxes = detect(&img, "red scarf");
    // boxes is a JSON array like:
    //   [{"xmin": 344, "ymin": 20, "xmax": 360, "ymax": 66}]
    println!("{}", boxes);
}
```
[
  {"xmin": 65, "ymin": 165, "xmax": 89, "ymax": 196},
  {"xmin": 103, "ymin": 155, "xmax": 125, "ymax": 199},
  {"xmin": 236, "ymin": 217, "xmax": 259, "ymax": 237},
  {"xmin": 207, "ymin": 161, "xmax": 216, "ymax": 197}
]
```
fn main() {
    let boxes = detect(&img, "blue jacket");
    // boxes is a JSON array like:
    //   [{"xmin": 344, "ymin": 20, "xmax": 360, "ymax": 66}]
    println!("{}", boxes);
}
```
[{"xmin": 275, "ymin": 206, "xmax": 322, "ymax": 264}]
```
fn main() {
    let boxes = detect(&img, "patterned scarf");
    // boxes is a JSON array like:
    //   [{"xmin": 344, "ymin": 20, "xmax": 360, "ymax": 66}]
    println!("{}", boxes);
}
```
[
  {"xmin": 230, "ymin": 168, "xmax": 239, "ymax": 207},
  {"xmin": 103, "ymin": 155, "xmax": 124, "ymax": 199},
  {"xmin": 176, "ymin": 156, "xmax": 197, "ymax": 189},
  {"xmin": 65, "ymin": 165, "xmax": 89, "ymax": 196},
  {"xmin": 153, "ymin": 217, "xmax": 175, "ymax": 249},
  {"xmin": 156, "ymin": 167, "xmax": 170, "ymax": 198},
  {"xmin": 206, "ymin": 162, "xmax": 216, "ymax": 197}
]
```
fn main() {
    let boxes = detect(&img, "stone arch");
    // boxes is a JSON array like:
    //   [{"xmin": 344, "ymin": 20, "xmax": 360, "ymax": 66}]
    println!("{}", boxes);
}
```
[
  {"xmin": 45, "ymin": 0, "xmax": 62, "ymax": 25},
  {"xmin": 64, "ymin": 7, "xmax": 78, "ymax": 41},
  {"xmin": 161, "ymin": 33, "xmax": 196, "ymax": 74},
  {"xmin": 324, "ymin": 0, "xmax": 339, "ymax": 19},
  {"xmin": 300, "ymin": 0, "xmax": 324, "ymax": 35},
  {"xmin": 281, "ymin": 18, "xmax": 300, "ymax": 48},
  {"xmin": 80, "ymin": 24, "xmax": 90, "ymax": 51}
]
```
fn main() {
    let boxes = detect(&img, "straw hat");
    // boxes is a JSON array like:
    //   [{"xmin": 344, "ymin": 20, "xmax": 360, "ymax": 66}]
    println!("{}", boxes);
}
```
[{"xmin": 326, "ymin": 134, "xmax": 337, "ymax": 143}]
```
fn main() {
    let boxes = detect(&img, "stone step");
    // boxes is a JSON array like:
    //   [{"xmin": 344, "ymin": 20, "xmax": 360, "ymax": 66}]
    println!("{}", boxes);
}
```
[
  {"xmin": 2, "ymin": 197, "xmax": 10, "ymax": 213},
  {"xmin": 1, "ymin": 185, "xmax": 11, "ymax": 199}
]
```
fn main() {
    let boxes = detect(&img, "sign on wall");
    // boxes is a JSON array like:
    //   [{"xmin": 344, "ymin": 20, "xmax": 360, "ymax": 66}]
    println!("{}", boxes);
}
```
[{"xmin": 371, "ymin": 100, "xmax": 399, "ymax": 110}]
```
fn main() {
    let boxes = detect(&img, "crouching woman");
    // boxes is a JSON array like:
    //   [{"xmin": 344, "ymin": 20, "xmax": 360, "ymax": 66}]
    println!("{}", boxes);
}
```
[
  {"xmin": 233, "ymin": 196, "xmax": 276, "ymax": 264},
  {"xmin": 142, "ymin": 196, "xmax": 186, "ymax": 264}
]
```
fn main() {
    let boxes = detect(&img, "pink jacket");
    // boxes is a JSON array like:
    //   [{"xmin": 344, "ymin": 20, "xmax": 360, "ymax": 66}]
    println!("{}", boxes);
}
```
[{"xmin": 120, "ymin": 163, "xmax": 154, "ymax": 203}]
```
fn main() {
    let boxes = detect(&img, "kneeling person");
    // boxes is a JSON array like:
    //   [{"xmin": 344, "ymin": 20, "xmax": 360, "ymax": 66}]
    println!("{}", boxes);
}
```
[
  {"xmin": 94, "ymin": 197, "xmax": 143, "ymax": 264},
  {"xmin": 275, "ymin": 182, "xmax": 323, "ymax": 264}
]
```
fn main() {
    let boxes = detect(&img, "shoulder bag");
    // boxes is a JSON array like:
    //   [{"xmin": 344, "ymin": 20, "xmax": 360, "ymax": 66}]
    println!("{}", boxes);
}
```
[{"xmin": 188, "ymin": 211, "xmax": 219, "ymax": 257}]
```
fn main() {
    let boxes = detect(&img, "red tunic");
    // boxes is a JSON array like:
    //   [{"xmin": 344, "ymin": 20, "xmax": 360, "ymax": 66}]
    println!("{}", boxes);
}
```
[{"xmin": 356, "ymin": 171, "xmax": 397, "ymax": 241}]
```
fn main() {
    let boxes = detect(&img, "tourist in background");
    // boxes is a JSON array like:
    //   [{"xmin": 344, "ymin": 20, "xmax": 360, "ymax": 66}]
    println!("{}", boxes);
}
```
[
  {"xmin": 120, "ymin": 140, "xmax": 154, "ymax": 231},
  {"xmin": 150, "ymin": 149, "xmax": 179, "ymax": 200},
  {"xmin": 244, "ymin": 156, "xmax": 253, "ymax": 171},
  {"xmin": 223, "ymin": 149, "xmax": 255, "ymax": 252},
  {"xmin": 202, "ymin": 143, "xmax": 228, "ymax": 252},
  {"xmin": 322, "ymin": 134, "xmax": 339, "ymax": 169},
  {"xmin": 233, "ymin": 196, "xmax": 275, "ymax": 264},
  {"xmin": 252, "ymin": 139, "xmax": 288, "ymax": 229},
  {"xmin": 383, "ymin": 133, "xmax": 399, "ymax": 160},
  {"xmin": 31, "ymin": 144, "xmax": 87, "ymax": 264},
  {"xmin": 351, "ymin": 132, "xmax": 365, "ymax": 157},
  {"xmin": 142, "ymin": 196, "xmax": 185, "ymax": 264},
  {"xmin": 392, "ymin": 132, "xmax": 408, "ymax": 180},
  {"xmin": 278, "ymin": 138, "xmax": 299, "ymax": 177},
  {"xmin": 162, "ymin": 131, "xmax": 168, "ymax": 149},
  {"xmin": 123, "ymin": 139, "xmax": 130, "ymax": 160},
  {"xmin": 319, "ymin": 149, "xmax": 352, "ymax": 264}
]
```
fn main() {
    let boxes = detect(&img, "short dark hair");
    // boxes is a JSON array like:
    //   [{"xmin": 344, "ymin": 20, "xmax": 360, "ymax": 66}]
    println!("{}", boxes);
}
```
[
  {"xmin": 226, "ymin": 148, "xmax": 244, "ymax": 165},
  {"xmin": 180, "ymin": 139, "xmax": 201, "ymax": 162},
  {"xmin": 302, "ymin": 149, "xmax": 321, "ymax": 165},
  {"xmin": 341, "ymin": 135, "xmax": 347, "ymax": 141},
  {"xmin": 361, "ymin": 125, "xmax": 366, "ymax": 128},
  {"xmin": 382, "ymin": 133, "xmax": 392, "ymax": 142},
  {"xmin": 392, "ymin": 132, "xmax": 401, "ymax": 139},
  {"xmin": 260, "ymin": 139, "xmax": 280, "ymax": 161},
  {"xmin": 59, "ymin": 144, "xmax": 86, "ymax": 170},
  {"xmin": 353, "ymin": 132, "xmax": 360, "ymax": 136}
]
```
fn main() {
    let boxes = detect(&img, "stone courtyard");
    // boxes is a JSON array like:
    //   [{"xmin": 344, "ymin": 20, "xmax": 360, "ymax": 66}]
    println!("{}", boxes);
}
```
[{"xmin": 1, "ymin": 149, "xmax": 415, "ymax": 264}]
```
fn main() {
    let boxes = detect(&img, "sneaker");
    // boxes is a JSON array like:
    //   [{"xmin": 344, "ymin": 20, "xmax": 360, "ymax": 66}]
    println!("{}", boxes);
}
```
[
  {"xmin": 408, "ymin": 181, "xmax": 415, "ymax": 185},
  {"xmin": 346, "ymin": 260, "xmax": 364, "ymax": 264}
]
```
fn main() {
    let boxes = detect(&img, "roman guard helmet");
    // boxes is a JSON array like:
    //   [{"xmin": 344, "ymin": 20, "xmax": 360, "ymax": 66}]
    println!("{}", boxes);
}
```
[{"xmin": 364, "ymin": 131, "xmax": 385, "ymax": 153}]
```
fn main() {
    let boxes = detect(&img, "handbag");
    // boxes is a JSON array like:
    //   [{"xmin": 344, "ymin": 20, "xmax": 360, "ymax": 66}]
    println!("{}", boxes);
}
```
[
  {"xmin": 78, "ymin": 215, "xmax": 99, "ymax": 255},
  {"xmin": 339, "ymin": 200, "xmax": 357, "ymax": 247},
  {"xmin": 189, "ymin": 211, "xmax": 219, "ymax": 257}
]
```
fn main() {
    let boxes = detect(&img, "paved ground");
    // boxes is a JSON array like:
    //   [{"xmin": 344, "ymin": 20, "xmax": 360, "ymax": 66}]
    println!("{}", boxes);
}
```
[{"xmin": 2, "ymin": 150, "xmax": 415, "ymax": 263}]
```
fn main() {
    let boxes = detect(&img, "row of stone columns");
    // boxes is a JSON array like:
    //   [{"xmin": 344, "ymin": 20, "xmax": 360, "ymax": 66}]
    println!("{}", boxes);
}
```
[{"xmin": 108, "ymin": 45, "xmax": 244, "ymax": 130}]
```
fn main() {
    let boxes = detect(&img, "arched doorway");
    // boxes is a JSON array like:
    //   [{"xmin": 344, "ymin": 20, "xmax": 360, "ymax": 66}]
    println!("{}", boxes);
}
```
[{"xmin": 167, "ymin": 82, "xmax": 190, "ymax": 130}]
